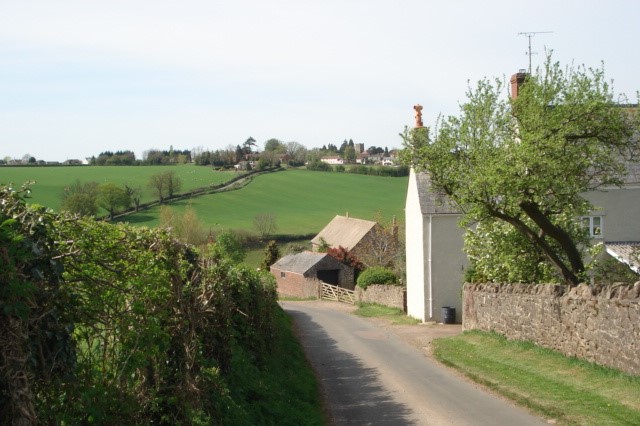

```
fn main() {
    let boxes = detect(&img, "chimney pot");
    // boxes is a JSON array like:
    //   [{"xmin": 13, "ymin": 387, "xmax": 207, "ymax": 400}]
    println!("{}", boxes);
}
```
[{"xmin": 510, "ymin": 72, "xmax": 528, "ymax": 100}]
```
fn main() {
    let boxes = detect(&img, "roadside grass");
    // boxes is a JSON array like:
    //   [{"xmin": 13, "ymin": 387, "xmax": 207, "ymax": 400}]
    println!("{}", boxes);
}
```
[
  {"xmin": 277, "ymin": 296, "xmax": 318, "ymax": 301},
  {"xmin": 354, "ymin": 303, "xmax": 420, "ymax": 325},
  {"xmin": 125, "ymin": 169, "xmax": 408, "ymax": 234},
  {"xmin": 432, "ymin": 330, "xmax": 640, "ymax": 425},
  {"xmin": 224, "ymin": 306, "xmax": 325, "ymax": 425},
  {"xmin": 1, "ymin": 164, "xmax": 236, "ymax": 211}
]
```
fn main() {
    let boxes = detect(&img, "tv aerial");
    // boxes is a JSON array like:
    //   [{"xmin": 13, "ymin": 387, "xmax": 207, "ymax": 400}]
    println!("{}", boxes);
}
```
[{"xmin": 518, "ymin": 31, "xmax": 553, "ymax": 73}]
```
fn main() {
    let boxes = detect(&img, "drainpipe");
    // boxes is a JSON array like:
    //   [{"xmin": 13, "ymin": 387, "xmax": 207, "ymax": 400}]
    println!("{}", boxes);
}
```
[{"xmin": 428, "ymin": 214, "xmax": 433, "ymax": 320}]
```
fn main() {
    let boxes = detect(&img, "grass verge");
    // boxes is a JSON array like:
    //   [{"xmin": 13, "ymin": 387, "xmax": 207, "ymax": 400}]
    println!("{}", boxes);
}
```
[
  {"xmin": 354, "ymin": 302, "xmax": 420, "ymax": 325},
  {"xmin": 223, "ymin": 306, "xmax": 326, "ymax": 425},
  {"xmin": 432, "ymin": 330, "xmax": 640, "ymax": 425}
]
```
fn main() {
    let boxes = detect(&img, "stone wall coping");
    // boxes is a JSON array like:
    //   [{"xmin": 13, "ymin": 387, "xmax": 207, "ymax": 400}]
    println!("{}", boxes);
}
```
[{"xmin": 464, "ymin": 281, "xmax": 640, "ymax": 300}]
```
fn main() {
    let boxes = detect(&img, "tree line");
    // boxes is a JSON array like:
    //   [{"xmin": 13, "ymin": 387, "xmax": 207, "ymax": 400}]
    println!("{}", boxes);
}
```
[{"xmin": 60, "ymin": 170, "xmax": 182, "ymax": 219}]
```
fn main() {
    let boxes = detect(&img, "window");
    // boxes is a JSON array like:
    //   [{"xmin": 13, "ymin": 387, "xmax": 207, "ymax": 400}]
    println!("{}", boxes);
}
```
[
  {"xmin": 280, "ymin": 271, "xmax": 286, "ymax": 278},
  {"xmin": 581, "ymin": 216, "xmax": 603, "ymax": 238}
]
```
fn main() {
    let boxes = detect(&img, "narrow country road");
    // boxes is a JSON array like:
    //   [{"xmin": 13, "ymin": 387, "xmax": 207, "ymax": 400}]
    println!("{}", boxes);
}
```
[{"xmin": 281, "ymin": 301, "xmax": 546, "ymax": 426}]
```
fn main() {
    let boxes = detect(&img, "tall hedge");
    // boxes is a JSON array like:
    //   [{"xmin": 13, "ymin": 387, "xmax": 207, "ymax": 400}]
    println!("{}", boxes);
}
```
[{"xmin": 0, "ymin": 184, "xmax": 278, "ymax": 424}]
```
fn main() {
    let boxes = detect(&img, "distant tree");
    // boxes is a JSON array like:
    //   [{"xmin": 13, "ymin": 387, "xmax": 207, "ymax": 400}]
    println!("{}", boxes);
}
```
[
  {"xmin": 125, "ymin": 185, "xmax": 142, "ymax": 211},
  {"xmin": 158, "ymin": 205, "xmax": 206, "ymax": 245},
  {"xmin": 179, "ymin": 206, "xmax": 207, "ymax": 246},
  {"xmin": 343, "ymin": 146, "xmax": 356, "ymax": 163},
  {"xmin": 148, "ymin": 171, "xmax": 182, "ymax": 203},
  {"xmin": 326, "ymin": 143, "xmax": 338, "ymax": 153},
  {"xmin": 211, "ymin": 230, "xmax": 246, "ymax": 264},
  {"xmin": 143, "ymin": 149, "xmax": 165, "ymax": 165},
  {"xmin": 286, "ymin": 141, "xmax": 307, "ymax": 166},
  {"xmin": 283, "ymin": 241, "xmax": 308, "ymax": 255},
  {"xmin": 305, "ymin": 148, "xmax": 324, "ymax": 163},
  {"xmin": 148, "ymin": 173, "xmax": 166, "ymax": 203},
  {"xmin": 264, "ymin": 138, "xmax": 286, "ymax": 153},
  {"xmin": 253, "ymin": 213, "xmax": 278, "ymax": 240},
  {"xmin": 260, "ymin": 240, "xmax": 280, "ymax": 270},
  {"xmin": 163, "ymin": 171, "xmax": 182, "ymax": 199},
  {"xmin": 306, "ymin": 160, "xmax": 331, "ymax": 171},
  {"xmin": 230, "ymin": 145, "xmax": 241, "ymax": 163},
  {"xmin": 61, "ymin": 180, "xmax": 99, "ymax": 216},
  {"xmin": 259, "ymin": 150, "xmax": 279, "ymax": 168},
  {"xmin": 357, "ymin": 215, "xmax": 402, "ymax": 269},
  {"xmin": 243, "ymin": 137, "xmax": 257, "ymax": 155},
  {"xmin": 98, "ymin": 183, "xmax": 131, "ymax": 219}
]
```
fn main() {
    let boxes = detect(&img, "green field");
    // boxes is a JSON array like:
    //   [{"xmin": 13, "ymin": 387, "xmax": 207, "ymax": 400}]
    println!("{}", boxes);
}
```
[
  {"xmin": 126, "ymin": 169, "xmax": 408, "ymax": 235},
  {"xmin": 0, "ymin": 166, "xmax": 408, "ymax": 236},
  {"xmin": 0, "ymin": 165, "xmax": 237, "ymax": 211}
]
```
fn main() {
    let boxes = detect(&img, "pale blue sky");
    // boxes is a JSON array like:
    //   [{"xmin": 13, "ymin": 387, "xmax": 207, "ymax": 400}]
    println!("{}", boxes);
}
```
[{"xmin": 1, "ymin": 0, "xmax": 639, "ymax": 162}]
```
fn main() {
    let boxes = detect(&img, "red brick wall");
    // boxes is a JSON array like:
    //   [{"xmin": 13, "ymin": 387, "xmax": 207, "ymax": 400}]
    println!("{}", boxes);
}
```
[{"xmin": 271, "ymin": 267, "xmax": 320, "ymax": 298}]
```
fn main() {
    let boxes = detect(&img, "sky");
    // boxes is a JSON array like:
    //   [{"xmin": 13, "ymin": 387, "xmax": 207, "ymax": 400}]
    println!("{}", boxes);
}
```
[{"xmin": 1, "ymin": 1, "xmax": 639, "ymax": 162}]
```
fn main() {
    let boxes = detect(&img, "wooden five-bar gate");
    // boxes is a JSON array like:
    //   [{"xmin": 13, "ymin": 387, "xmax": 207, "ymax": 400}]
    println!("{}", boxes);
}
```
[{"xmin": 321, "ymin": 283, "xmax": 356, "ymax": 305}]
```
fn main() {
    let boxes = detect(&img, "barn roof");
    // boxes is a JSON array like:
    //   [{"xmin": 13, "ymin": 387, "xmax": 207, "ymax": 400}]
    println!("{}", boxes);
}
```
[
  {"xmin": 311, "ymin": 215, "xmax": 377, "ymax": 250},
  {"xmin": 271, "ymin": 252, "xmax": 330, "ymax": 274}
]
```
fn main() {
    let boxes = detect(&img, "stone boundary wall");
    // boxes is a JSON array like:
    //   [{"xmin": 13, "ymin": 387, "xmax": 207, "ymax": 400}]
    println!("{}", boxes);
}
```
[
  {"xmin": 463, "ymin": 282, "xmax": 640, "ymax": 376},
  {"xmin": 356, "ymin": 285, "xmax": 406, "ymax": 311}
]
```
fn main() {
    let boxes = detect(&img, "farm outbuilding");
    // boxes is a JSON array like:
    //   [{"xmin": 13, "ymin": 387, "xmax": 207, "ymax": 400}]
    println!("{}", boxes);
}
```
[
  {"xmin": 311, "ymin": 214, "xmax": 380, "ymax": 258},
  {"xmin": 270, "ymin": 252, "xmax": 354, "ymax": 298}
]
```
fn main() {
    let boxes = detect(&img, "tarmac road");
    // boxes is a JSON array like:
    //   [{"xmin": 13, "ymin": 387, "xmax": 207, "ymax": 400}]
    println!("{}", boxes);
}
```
[{"xmin": 281, "ymin": 301, "xmax": 546, "ymax": 426}]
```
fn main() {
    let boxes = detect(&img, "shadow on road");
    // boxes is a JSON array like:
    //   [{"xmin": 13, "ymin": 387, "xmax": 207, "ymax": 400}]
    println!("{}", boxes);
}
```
[{"xmin": 286, "ymin": 308, "xmax": 417, "ymax": 425}]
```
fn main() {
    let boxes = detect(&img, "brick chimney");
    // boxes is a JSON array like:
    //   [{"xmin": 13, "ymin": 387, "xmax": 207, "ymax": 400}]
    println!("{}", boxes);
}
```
[{"xmin": 510, "ymin": 69, "xmax": 528, "ymax": 99}]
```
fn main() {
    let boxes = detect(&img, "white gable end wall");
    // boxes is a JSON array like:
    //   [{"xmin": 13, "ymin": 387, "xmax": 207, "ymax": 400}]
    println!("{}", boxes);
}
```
[{"xmin": 406, "ymin": 170, "xmax": 428, "ymax": 321}]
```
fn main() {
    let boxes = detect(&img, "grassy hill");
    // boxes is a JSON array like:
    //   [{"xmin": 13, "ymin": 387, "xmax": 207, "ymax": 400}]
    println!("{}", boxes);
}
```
[
  {"xmin": 1, "ymin": 165, "xmax": 409, "ymax": 236},
  {"xmin": 0, "ymin": 165, "xmax": 236, "ymax": 211},
  {"xmin": 125, "ymin": 168, "xmax": 408, "ymax": 235}
]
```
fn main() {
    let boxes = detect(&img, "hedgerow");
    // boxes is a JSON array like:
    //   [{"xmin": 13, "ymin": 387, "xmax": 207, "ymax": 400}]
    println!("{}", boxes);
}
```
[{"xmin": 0, "ymin": 183, "xmax": 288, "ymax": 425}]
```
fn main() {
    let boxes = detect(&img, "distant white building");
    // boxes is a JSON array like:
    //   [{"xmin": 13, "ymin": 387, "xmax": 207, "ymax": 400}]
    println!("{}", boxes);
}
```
[{"xmin": 321, "ymin": 156, "xmax": 344, "ymax": 165}]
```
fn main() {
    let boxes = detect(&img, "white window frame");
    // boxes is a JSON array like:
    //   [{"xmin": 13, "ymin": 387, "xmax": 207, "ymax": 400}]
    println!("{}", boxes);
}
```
[{"xmin": 581, "ymin": 216, "xmax": 604, "ymax": 238}]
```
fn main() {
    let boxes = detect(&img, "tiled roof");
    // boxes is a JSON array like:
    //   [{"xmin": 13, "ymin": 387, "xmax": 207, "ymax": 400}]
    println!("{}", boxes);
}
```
[
  {"xmin": 271, "ymin": 252, "xmax": 328, "ymax": 274},
  {"xmin": 605, "ymin": 242, "xmax": 640, "ymax": 273},
  {"xmin": 311, "ymin": 215, "xmax": 377, "ymax": 250},
  {"xmin": 415, "ymin": 171, "xmax": 460, "ymax": 215}
]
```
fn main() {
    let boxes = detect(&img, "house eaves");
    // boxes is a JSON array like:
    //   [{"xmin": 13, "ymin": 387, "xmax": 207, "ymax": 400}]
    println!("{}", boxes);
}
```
[{"xmin": 605, "ymin": 242, "xmax": 640, "ymax": 273}]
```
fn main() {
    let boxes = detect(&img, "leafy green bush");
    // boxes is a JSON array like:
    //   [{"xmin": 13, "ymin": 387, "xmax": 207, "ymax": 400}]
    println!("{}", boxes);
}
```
[
  {"xmin": 0, "ymin": 183, "xmax": 317, "ymax": 425},
  {"xmin": 306, "ymin": 160, "xmax": 331, "ymax": 171},
  {"xmin": 356, "ymin": 266, "xmax": 398, "ymax": 289}
]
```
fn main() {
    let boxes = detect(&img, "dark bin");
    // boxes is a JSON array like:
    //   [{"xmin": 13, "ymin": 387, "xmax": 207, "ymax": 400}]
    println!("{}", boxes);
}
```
[{"xmin": 441, "ymin": 307, "xmax": 456, "ymax": 324}]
